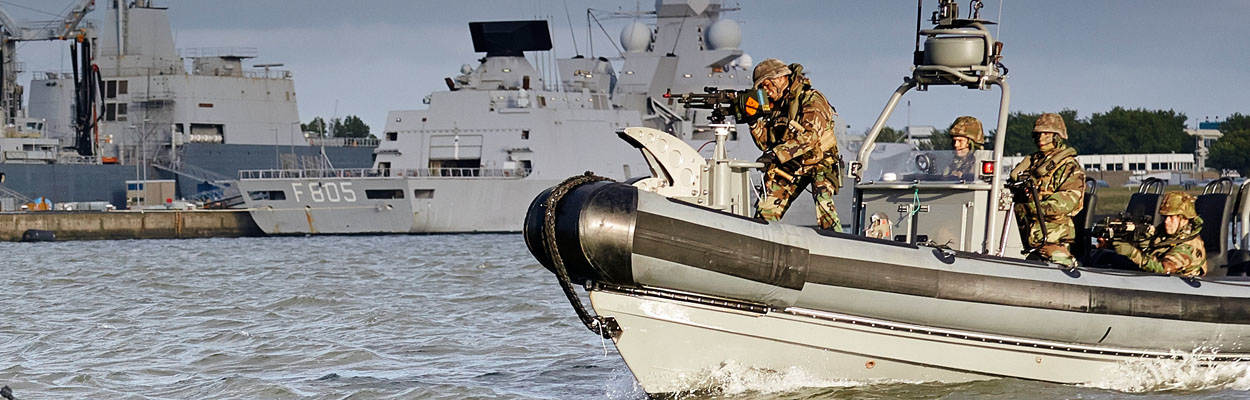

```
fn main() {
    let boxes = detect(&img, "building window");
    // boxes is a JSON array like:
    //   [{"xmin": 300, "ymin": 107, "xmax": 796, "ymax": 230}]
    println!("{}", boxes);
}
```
[
  {"xmin": 118, "ymin": 80, "xmax": 128, "ymax": 95},
  {"xmin": 385, "ymin": 131, "xmax": 398, "ymax": 141},
  {"xmin": 521, "ymin": 129, "xmax": 530, "ymax": 140}
]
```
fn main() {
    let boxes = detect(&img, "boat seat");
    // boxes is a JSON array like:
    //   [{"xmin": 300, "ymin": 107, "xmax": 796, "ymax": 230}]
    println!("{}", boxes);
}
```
[
  {"xmin": 1124, "ymin": 177, "xmax": 1166, "ymax": 224},
  {"xmin": 1073, "ymin": 178, "xmax": 1098, "ymax": 262},
  {"xmin": 1198, "ymin": 178, "xmax": 1239, "ymax": 275}
]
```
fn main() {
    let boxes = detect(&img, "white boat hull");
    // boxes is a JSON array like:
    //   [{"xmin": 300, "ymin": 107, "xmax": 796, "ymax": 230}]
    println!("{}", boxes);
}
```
[{"xmin": 591, "ymin": 288, "xmax": 1237, "ymax": 394}]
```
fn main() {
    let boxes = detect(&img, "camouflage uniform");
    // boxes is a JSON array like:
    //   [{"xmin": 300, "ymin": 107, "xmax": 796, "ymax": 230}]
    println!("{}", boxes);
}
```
[
  {"xmin": 750, "ymin": 59, "xmax": 841, "ymax": 231},
  {"xmin": 941, "ymin": 116, "xmax": 984, "ymax": 180},
  {"xmin": 1111, "ymin": 192, "xmax": 1207, "ymax": 277},
  {"xmin": 1009, "ymin": 113, "xmax": 1086, "ymax": 267}
]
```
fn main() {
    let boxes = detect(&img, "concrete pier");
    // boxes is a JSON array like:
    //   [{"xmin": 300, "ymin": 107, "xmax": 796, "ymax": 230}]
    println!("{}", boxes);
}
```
[{"xmin": 0, "ymin": 210, "xmax": 264, "ymax": 241}]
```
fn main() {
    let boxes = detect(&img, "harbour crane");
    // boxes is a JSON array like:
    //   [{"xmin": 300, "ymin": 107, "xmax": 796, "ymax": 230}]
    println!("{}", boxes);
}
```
[{"xmin": 0, "ymin": 0, "xmax": 96, "ymax": 138}]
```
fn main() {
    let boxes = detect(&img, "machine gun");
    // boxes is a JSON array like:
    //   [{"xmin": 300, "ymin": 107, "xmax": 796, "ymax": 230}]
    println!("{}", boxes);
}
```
[
  {"xmin": 1091, "ymin": 215, "xmax": 1154, "ymax": 242},
  {"xmin": 663, "ymin": 87, "xmax": 768, "ymax": 124}
]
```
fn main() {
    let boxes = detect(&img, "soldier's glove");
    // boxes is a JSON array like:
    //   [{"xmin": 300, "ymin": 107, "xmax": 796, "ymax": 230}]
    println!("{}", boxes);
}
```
[
  {"xmin": 756, "ymin": 151, "xmax": 779, "ymax": 167},
  {"xmin": 734, "ymin": 89, "xmax": 767, "ymax": 125},
  {"xmin": 1110, "ymin": 240, "xmax": 1139, "ymax": 258},
  {"xmin": 1006, "ymin": 179, "xmax": 1031, "ymax": 204}
]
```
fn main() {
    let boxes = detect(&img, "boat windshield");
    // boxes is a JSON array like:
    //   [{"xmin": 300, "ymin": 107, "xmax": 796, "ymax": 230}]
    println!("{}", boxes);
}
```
[{"xmin": 870, "ymin": 149, "xmax": 989, "ymax": 183}]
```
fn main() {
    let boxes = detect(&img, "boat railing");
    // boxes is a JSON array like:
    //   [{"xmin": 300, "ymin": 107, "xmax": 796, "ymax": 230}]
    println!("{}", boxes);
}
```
[
  {"xmin": 56, "ymin": 154, "xmax": 100, "ymax": 164},
  {"xmin": 238, "ymin": 167, "xmax": 531, "ymax": 180},
  {"xmin": 305, "ymin": 137, "xmax": 380, "ymax": 147}
]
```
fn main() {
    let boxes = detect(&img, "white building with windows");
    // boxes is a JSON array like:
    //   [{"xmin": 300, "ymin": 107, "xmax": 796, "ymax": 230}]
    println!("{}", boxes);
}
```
[{"xmin": 1002, "ymin": 153, "xmax": 1196, "ymax": 174}]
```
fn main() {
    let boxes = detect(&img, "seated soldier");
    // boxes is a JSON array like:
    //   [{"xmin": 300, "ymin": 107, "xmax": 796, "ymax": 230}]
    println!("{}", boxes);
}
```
[
  {"xmin": 941, "ymin": 116, "xmax": 984, "ymax": 180},
  {"xmin": 1109, "ymin": 191, "xmax": 1207, "ymax": 277}
]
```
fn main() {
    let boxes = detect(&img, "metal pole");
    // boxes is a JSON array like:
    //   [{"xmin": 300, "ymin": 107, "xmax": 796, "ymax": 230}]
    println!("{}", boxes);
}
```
[
  {"xmin": 983, "ymin": 78, "xmax": 1010, "ymax": 254},
  {"xmin": 856, "ymin": 80, "xmax": 918, "ymax": 175}
]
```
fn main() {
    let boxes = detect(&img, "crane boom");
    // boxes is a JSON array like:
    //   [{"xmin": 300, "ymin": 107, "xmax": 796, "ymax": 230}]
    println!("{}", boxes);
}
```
[{"xmin": 0, "ymin": 0, "xmax": 97, "ymax": 127}]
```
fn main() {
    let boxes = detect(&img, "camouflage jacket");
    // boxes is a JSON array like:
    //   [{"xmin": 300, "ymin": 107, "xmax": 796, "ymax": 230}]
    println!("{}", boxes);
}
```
[
  {"xmin": 1113, "ymin": 217, "xmax": 1207, "ymax": 277},
  {"xmin": 1009, "ymin": 145, "xmax": 1086, "ymax": 246},
  {"xmin": 749, "ymin": 80, "xmax": 838, "ymax": 174},
  {"xmin": 942, "ymin": 152, "xmax": 977, "ymax": 180}
]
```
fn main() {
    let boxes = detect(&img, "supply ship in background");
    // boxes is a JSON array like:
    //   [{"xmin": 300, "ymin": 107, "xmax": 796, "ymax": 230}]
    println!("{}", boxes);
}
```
[
  {"xmin": 237, "ymin": 0, "xmax": 914, "ymax": 234},
  {"xmin": 0, "ymin": 0, "xmax": 374, "ymax": 210}
]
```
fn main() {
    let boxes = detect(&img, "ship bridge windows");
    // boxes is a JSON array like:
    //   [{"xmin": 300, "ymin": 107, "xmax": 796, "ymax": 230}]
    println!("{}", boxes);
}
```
[{"xmin": 429, "ymin": 159, "xmax": 481, "ymax": 176}]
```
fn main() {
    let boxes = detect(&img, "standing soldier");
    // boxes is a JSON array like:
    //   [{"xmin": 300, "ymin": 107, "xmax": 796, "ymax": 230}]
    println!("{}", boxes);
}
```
[
  {"xmin": 1008, "ymin": 113, "xmax": 1086, "ymax": 267},
  {"xmin": 749, "ymin": 58, "xmax": 841, "ymax": 231},
  {"xmin": 942, "ymin": 116, "xmax": 984, "ymax": 180},
  {"xmin": 1110, "ymin": 191, "xmax": 1207, "ymax": 276}
]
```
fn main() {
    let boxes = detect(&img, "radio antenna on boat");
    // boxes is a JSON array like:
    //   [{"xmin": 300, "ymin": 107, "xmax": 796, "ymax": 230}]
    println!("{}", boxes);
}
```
[{"xmin": 564, "ymin": 0, "xmax": 580, "ymax": 55}]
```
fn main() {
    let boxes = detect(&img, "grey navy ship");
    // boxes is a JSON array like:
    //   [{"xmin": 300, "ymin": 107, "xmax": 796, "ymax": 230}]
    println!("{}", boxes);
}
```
[
  {"xmin": 236, "ymin": 0, "xmax": 910, "ymax": 234},
  {"xmin": 0, "ymin": 0, "xmax": 373, "ymax": 209}
]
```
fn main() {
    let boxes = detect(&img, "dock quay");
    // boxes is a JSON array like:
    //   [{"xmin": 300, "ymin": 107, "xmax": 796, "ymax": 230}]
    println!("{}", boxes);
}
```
[{"xmin": 0, "ymin": 210, "xmax": 263, "ymax": 241}]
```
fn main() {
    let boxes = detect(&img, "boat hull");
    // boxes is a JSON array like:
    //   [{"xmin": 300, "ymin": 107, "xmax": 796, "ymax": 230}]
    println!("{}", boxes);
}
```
[
  {"xmin": 591, "ymin": 288, "xmax": 1237, "ymax": 394},
  {"xmin": 525, "ymin": 182, "xmax": 1250, "ymax": 393},
  {"xmin": 238, "ymin": 175, "xmax": 557, "ymax": 234}
]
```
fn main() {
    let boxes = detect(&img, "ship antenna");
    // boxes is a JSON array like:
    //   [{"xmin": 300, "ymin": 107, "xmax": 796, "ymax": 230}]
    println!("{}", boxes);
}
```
[
  {"xmin": 996, "ymin": 0, "xmax": 1004, "ymax": 39},
  {"xmin": 564, "ymin": 0, "xmax": 580, "ymax": 55}
]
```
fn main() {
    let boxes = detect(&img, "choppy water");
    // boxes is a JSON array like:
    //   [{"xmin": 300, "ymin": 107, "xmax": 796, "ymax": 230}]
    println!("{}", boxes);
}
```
[{"xmin": 3, "ymin": 234, "xmax": 1250, "ymax": 399}]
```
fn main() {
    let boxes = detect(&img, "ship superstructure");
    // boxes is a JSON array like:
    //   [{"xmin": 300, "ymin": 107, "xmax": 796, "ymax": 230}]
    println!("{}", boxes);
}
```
[
  {"xmin": 237, "ymin": 0, "xmax": 781, "ymax": 233},
  {"xmin": 0, "ymin": 0, "xmax": 375, "ymax": 208}
]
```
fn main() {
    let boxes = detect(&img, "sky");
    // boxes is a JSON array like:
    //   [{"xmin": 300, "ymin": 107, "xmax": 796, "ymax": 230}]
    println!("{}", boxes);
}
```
[{"xmin": 4, "ymin": 0, "xmax": 1248, "ymax": 135}]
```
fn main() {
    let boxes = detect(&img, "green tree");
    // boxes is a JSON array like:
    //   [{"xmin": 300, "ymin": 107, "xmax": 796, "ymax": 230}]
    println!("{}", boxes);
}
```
[
  {"xmin": 920, "ymin": 128, "xmax": 953, "ymax": 151},
  {"xmin": 301, "ymin": 116, "xmax": 327, "ymax": 137},
  {"xmin": 874, "ymin": 126, "xmax": 908, "ymax": 143},
  {"xmin": 1208, "ymin": 113, "xmax": 1250, "ymax": 176},
  {"xmin": 1081, "ymin": 107, "xmax": 1191, "ymax": 154},
  {"xmin": 331, "ymin": 115, "xmax": 372, "ymax": 138}
]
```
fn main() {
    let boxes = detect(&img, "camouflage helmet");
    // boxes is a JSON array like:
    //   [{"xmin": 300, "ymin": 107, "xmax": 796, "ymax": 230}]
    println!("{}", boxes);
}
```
[
  {"xmin": 753, "ymin": 58, "xmax": 791, "ymax": 88},
  {"xmin": 1032, "ymin": 113, "xmax": 1068, "ymax": 139},
  {"xmin": 1159, "ymin": 191, "xmax": 1198, "ymax": 219},
  {"xmin": 949, "ymin": 116, "xmax": 985, "ymax": 144}
]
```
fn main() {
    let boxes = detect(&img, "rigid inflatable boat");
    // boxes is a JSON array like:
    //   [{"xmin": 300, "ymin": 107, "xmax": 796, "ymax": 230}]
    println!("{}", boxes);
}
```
[{"xmin": 524, "ymin": 0, "xmax": 1250, "ymax": 394}]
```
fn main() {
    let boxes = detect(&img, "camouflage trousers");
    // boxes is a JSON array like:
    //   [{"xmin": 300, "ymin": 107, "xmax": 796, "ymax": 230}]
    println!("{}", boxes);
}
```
[
  {"xmin": 756, "ymin": 164, "xmax": 841, "ymax": 232},
  {"xmin": 1014, "ymin": 204, "xmax": 1076, "ymax": 267}
]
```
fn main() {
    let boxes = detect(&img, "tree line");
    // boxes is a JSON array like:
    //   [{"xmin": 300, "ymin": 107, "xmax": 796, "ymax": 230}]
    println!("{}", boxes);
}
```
[
  {"xmin": 300, "ymin": 115, "xmax": 373, "ymax": 139},
  {"xmin": 874, "ymin": 107, "xmax": 1250, "ymax": 175}
]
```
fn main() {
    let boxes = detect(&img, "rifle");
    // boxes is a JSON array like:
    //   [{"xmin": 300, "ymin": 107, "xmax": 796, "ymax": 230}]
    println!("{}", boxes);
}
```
[
  {"xmin": 1006, "ymin": 177, "xmax": 1049, "ymax": 248},
  {"xmin": 1091, "ymin": 215, "xmax": 1154, "ymax": 242}
]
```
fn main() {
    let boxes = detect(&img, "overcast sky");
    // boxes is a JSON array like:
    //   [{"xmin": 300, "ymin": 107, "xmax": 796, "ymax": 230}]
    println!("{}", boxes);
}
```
[{"xmin": 6, "ymin": 0, "xmax": 1248, "ymax": 135}]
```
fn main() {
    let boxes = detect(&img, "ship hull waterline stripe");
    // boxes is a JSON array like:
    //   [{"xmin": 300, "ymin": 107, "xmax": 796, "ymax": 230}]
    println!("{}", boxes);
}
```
[
  {"xmin": 598, "ymin": 285, "xmax": 1250, "ymax": 362},
  {"xmin": 630, "ymin": 210, "xmax": 1250, "ymax": 325}
]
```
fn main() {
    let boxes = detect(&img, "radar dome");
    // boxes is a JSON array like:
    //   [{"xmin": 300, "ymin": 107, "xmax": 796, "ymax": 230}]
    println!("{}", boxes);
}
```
[
  {"xmin": 620, "ymin": 22, "xmax": 651, "ymax": 53},
  {"xmin": 705, "ymin": 19, "xmax": 741, "ymax": 50},
  {"xmin": 460, "ymin": 64, "xmax": 474, "ymax": 75}
]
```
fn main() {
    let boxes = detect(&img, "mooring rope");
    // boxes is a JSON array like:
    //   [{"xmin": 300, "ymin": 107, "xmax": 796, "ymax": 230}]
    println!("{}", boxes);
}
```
[{"xmin": 542, "ymin": 171, "xmax": 621, "ymax": 339}]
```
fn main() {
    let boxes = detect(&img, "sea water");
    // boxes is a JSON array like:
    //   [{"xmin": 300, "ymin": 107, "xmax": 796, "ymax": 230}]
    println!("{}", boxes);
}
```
[{"xmin": 3, "ymin": 235, "xmax": 1249, "ymax": 399}]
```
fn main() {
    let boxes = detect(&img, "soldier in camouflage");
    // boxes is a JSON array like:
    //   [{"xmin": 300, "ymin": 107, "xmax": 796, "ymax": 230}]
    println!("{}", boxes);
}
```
[
  {"xmin": 941, "ymin": 116, "xmax": 984, "ymax": 180},
  {"xmin": 1110, "ymin": 191, "xmax": 1207, "ymax": 276},
  {"xmin": 749, "ymin": 58, "xmax": 841, "ymax": 231},
  {"xmin": 1008, "ymin": 113, "xmax": 1086, "ymax": 267}
]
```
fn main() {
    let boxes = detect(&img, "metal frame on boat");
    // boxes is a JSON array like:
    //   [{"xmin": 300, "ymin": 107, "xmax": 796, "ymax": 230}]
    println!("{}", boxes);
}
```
[{"xmin": 525, "ymin": 0, "xmax": 1250, "ymax": 395}]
